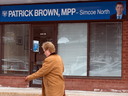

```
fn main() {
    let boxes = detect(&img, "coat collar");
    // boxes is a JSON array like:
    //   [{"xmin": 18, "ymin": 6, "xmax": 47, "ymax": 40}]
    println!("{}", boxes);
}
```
[{"xmin": 49, "ymin": 52, "xmax": 57, "ymax": 56}]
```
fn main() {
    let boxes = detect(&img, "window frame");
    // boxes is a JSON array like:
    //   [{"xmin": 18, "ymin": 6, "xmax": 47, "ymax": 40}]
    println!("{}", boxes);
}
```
[
  {"xmin": 57, "ymin": 21, "xmax": 123, "ymax": 79},
  {"xmin": 0, "ymin": 23, "xmax": 30, "ymax": 76},
  {"xmin": 57, "ymin": 23, "xmax": 88, "ymax": 76},
  {"xmin": 89, "ymin": 22, "xmax": 122, "ymax": 77}
]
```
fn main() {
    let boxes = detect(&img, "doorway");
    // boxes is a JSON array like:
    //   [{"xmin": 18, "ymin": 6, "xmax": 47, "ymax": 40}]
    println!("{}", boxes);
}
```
[{"xmin": 30, "ymin": 24, "xmax": 56, "ymax": 87}]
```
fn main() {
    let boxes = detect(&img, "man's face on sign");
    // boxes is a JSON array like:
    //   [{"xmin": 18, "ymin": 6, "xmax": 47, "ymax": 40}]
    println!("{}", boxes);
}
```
[{"xmin": 115, "ymin": 4, "xmax": 124, "ymax": 15}]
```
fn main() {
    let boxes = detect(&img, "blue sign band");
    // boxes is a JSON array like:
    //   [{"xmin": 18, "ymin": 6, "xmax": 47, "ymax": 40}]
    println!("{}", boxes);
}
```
[{"xmin": 0, "ymin": 1, "xmax": 126, "ymax": 22}]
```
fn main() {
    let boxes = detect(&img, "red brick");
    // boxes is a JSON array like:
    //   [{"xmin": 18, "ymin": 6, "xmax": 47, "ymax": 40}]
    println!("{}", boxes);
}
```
[{"xmin": 0, "ymin": 76, "xmax": 28, "ymax": 87}]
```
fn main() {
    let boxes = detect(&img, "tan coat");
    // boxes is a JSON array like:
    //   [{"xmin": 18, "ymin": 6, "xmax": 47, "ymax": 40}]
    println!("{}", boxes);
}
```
[{"xmin": 28, "ymin": 53, "xmax": 65, "ymax": 96}]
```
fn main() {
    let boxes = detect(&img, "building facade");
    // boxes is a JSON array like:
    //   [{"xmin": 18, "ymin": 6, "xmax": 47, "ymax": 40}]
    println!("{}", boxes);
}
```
[{"xmin": 0, "ymin": 0, "xmax": 128, "ymax": 92}]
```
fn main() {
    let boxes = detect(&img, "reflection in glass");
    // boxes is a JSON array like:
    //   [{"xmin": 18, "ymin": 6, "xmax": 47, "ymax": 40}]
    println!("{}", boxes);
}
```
[
  {"xmin": 89, "ymin": 22, "xmax": 122, "ymax": 76},
  {"xmin": 33, "ymin": 61, "xmax": 43, "ymax": 84},
  {"xmin": 2, "ymin": 24, "xmax": 29, "ymax": 74},
  {"xmin": 32, "ymin": 26, "xmax": 53, "ymax": 84},
  {"xmin": 58, "ymin": 23, "xmax": 87, "ymax": 76}
]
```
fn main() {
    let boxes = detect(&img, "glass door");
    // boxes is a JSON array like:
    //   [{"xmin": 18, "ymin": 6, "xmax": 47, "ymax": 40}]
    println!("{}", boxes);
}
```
[{"xmin": 30, "ymin": 24, "xmax": 55, "ymax": 87}]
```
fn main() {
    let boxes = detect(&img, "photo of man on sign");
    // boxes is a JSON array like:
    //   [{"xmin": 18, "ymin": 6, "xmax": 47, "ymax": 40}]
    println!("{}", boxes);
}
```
[{"xmin": 110, "ymin": 2, "xmax": 126, "ymax": 19}]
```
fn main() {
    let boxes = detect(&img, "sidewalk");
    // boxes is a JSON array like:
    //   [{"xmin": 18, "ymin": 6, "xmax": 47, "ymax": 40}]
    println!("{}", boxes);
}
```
[{"xmin": 0, "ymin": 87, "xmax": 128, "ymax": 96}]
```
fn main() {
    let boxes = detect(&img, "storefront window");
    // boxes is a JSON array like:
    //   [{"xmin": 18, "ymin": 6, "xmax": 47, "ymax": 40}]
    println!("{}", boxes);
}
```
[
  {"xmin": 58, "ymin": 23, "xmax": 87, "ymax": 76},
  {"xmin": 2, "ymin": 24, "xmax": 29, "ymax": 74},
  {"xmin": 89, "ymin": 22, "xmax": 122, "ymax": 77}
]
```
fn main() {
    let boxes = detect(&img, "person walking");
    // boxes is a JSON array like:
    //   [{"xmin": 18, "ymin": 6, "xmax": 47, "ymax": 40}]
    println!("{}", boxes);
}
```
[{"xmin": 25, "ymin": 41, "xmax": 65, "ymax": 96}]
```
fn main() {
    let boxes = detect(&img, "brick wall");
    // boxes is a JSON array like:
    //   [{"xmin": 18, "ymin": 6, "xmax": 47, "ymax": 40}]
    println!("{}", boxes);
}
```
[
  {"xmin": 0, "ymin": 76, "xmax": 28, "ymax": 88},
  {"xmin": 64, "ymin": 21, "xmax": 128, "ymax": 92}
]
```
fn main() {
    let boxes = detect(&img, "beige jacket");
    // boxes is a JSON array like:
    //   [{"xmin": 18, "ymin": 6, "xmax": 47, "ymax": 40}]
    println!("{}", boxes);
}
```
[{"xmin": 28, "ymin": 53, "xmax": 65, "ymax": 96}]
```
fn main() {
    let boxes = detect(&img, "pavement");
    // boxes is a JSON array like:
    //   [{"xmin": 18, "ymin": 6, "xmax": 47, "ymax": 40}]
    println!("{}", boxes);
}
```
[{"xmin": 0, "ymin": 87, "xmax": 128, "ymax": 96}]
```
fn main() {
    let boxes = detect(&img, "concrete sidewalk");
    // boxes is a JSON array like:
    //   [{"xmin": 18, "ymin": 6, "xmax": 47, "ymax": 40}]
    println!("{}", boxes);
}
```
[{"xmin": 0, "ymin": 87, "xmax": 128, "ymax": 96}]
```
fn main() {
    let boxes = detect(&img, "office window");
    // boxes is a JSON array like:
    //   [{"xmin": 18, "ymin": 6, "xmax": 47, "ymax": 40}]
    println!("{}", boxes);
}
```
[
  {"xmin": 2, "ymin": 24, "xmax": 29, "ymax": 74},
  {"xmin": 58, "ymin": 23, "xmax": 87, "ymax": 76},
  {"xmin": 89, "ymin": 22, "xmax": 122, "ymax": 77}
]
